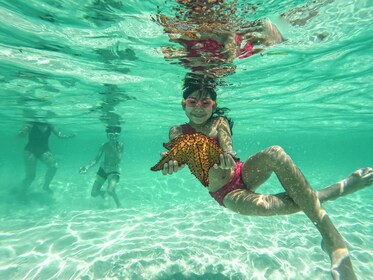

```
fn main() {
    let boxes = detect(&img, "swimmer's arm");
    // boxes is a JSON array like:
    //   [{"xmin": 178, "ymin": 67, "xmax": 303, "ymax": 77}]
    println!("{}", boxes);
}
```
[
  {"xmin": 217, "ymin": 117, "xmax": 234, "ymax": 154},
  {"xmin": 80, "ymin": 144, "xmax": 104, "ymax": 173},
  {"xmin": 214, "ymin": 117, "xmax": 236, "ymax": 170},
  {"xmin": 118, "ymin": 142, "xmax": 124, "ymax": 161},
  {"xmin": 169, "ymin": 125, "xmax": 183, "ymax": 141},
  {"xmin": 18, "ymin": 123, "xmax": 32, "ymax": 137}
]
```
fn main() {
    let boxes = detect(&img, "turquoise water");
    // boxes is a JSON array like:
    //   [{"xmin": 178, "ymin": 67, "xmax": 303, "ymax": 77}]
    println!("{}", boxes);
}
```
[{"xmin": 1, "ymin": 0, "xmax": 372, "ymax": 279}]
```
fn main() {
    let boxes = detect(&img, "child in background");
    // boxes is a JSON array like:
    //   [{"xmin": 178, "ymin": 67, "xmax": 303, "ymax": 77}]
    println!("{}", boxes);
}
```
[{"xmin": 80, "ymin": 126, "xmax": 123, "ymax": 208}]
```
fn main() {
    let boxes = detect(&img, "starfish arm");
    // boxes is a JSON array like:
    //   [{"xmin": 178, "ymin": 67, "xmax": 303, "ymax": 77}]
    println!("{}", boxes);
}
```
[
  {"xmin": 151, "ymin": 136, "xmax": 191, "ymax": 171},
  {"xmin": 164, "ymin": 134, "xmax": 193, "ymax": 150},
  {"xmin": 187, "ymin": 156, "xmax": 209, "ymax": 187},
  {"xmin": 187, "ymin": 143, "xmax": 208, "ymax": 186},
  {"xmin": 151, "ymin": 133, "xmax": 226, "ymax": 188},
  {"xmin": 163, "ymin": 136, "xmax": 181, "ymax": 150},
  {"xmin": 207, "ymin": 141, "xmax": 223, "ymax": 166},
  {"xmin": 150, "ymin": 152, "xmax": 171, "ymax": 171},
  {"xmin": 150, "ymin": 148, "xmax": 190, "ymax": 171}
]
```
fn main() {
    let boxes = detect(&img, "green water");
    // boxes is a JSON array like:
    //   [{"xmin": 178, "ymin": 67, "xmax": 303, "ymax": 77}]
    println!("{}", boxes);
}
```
[{"xmin": 0, "ymin": 0, "xmax": 372, "ymax": 279}]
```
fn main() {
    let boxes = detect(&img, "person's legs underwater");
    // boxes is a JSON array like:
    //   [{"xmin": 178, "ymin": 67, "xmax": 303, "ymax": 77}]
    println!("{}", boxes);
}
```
[
  {"xmin": 20, "ymin": 150, "xmax": 37, "ymax": 193},
  {"xmin": 233, "ymin": 146, "xmax": 357, "ymax": 279},
  {"xmin": 40, "ymin": 151, "xmax": 58, "ymax": 193},
  {"xmin": 107, "ymin": 174, "xmax": 122, "ymax": 208}
]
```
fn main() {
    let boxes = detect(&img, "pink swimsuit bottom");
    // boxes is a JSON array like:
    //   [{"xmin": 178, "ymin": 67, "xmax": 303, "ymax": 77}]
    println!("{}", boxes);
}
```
[
  {"xmin": 209, "ymin": 162, "xmax": 246, "ymax": 207},
  {"xmin": 178, "ymin": 34, "xmax": 253, "ymax": 60}
]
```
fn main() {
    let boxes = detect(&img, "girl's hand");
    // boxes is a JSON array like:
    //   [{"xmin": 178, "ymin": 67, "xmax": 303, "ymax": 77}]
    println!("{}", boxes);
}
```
[
  {"xmin": 162, "ymin": 160, "xmax": 184, "ymax": 175},
  {"xmin": 161, "ymin": 152, "xmax": 185, "ymax": 175},
  {"xmin": 214, "ymin": 152, "xmax": 236, "ymax": 170}
]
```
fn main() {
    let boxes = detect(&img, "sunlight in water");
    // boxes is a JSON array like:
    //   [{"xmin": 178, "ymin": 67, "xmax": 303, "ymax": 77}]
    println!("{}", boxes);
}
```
[{"xmin": 0, "ymin": 0, "xmax": 372, "ymax": 279}]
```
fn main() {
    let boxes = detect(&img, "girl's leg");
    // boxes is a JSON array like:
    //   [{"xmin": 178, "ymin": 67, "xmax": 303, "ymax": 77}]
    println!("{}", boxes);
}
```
[
  {"xmin": 224, "ymin": 167, "xmax": 373, "ymax": 215},
  {"xmin": 40, "ymin": 151, "xmax": 58, "ymax": 193},
  {"xmin": 224, "ymin": 189, "xmax": 300, "ymax": 215},
  {"xmin": 20, "ymin": 151, "xmax": 37, "ymax": 192},
  {"xmin": 107, "ymin": 174, "xmax": 122, "ymax": 208},
  {"xmin": 317, "ymin": 167, "xmax": 373, "ymax": 202},
  {"xmin": 236, "ymin": 146, "xmax": 356, "ymax": 280}
]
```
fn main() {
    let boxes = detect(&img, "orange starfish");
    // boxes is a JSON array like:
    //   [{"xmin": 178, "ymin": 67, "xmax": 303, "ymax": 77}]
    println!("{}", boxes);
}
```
[{"xmin": 150, "ymin": 132, "xmax": 224, "ymax": 186}]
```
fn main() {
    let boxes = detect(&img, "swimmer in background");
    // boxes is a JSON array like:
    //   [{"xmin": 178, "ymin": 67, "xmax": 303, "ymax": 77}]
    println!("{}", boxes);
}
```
[
  {"xmin": 157, "ymin": 75, "xmax": 373, "ymax": 280},
  {"xmin": 79, "ymin": 126, "xmax": 123, "ymax": 208},
  {"xmin": 18, "ymin": 120, "xmax": 75, "ymax": 194}
]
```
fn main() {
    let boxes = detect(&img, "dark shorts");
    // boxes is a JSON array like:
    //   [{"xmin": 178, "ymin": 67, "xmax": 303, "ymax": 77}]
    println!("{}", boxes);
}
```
[
  {"xmin": 209, "ymin": 162, "xmax": 246, "ymax": 207},
  {"xmin": 25, "ymin": 147, "xmax": 50, "ymax": 158},
  {"xmin": 97, "ymin": 167, "xmax": 120, "ymax": 180}
]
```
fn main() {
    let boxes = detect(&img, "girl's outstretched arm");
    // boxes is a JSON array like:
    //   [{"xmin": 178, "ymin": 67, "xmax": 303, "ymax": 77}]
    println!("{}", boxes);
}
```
[
  {"xmin": 216, "ymin": 117, "xmax": 233, "ymax": 151},
  {"xmin": 213, "ymin": 117, "xmax": 236, "ymax": 170}
]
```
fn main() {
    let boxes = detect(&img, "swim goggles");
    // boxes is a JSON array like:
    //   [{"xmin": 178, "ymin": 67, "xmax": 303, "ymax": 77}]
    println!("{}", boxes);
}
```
[
  {"xmin": 183, "ymin": 97, "xmax": 215, "ymax": 109},
  {"xmin": 108, "ymin": 132, "xmax": 120, "ymax": 136}
]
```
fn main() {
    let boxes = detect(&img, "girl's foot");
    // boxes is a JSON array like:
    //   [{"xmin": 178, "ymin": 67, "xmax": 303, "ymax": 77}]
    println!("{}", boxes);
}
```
[
  {"xmin": 342, "ymin": 167, "xmax": 373, "ymax": 195},
  {"xmin": 321, "ymin": 239, "xmax": 357, "ymax": 280},
  {"xmin": 317, "ymin": 167, "xmax": 373, "ymax": 202},
  {"xmin": 330, "ymin": 249, "xmax": 357, "ymax": 280}
]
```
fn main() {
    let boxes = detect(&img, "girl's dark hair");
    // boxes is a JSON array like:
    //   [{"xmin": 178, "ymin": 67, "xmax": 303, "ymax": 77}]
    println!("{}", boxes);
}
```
[{"xmin": 182, "ymin": 74, "xmax": 234, "ymax": 133}]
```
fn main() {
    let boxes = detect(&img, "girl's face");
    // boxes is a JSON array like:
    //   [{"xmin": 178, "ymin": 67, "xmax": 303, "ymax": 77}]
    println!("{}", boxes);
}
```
[{"xmin": 183, "ymin": 90, "xmax": 216, "ymax": 125}]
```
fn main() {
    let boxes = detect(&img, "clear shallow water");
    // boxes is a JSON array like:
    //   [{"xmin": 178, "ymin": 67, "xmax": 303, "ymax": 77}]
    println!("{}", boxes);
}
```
[{"xmin": 0, "ymin": 0, "xmax": 372, "ymax": 279}]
